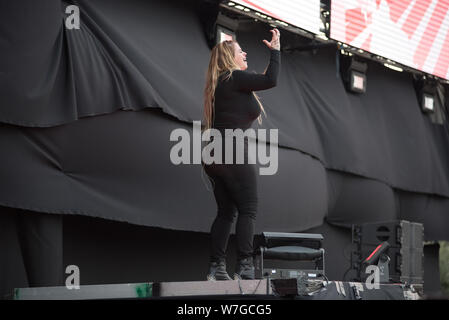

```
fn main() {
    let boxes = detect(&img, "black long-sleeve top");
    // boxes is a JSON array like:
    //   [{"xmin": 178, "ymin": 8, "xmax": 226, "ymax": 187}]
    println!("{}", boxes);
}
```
[{"xmin": 212, "ymin": 49, "xmax": 281, "ymax": 131}]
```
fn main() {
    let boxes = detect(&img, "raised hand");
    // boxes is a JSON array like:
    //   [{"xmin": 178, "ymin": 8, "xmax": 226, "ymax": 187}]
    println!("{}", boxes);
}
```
[{"xmin": 262, "ymin": 28, "xmax": 280, "ymax": 51}]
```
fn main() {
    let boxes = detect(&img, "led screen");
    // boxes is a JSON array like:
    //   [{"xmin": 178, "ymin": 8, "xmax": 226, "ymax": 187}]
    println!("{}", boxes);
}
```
[{"xmin": 331, "ymin": 0, "xmax": 449, "ymax": 80}]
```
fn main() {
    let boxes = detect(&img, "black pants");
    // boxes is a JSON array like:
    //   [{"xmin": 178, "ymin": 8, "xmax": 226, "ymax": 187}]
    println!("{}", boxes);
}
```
[{"xmin": 203, "ymin": 160, "xmax": 258, "ymax": 262}]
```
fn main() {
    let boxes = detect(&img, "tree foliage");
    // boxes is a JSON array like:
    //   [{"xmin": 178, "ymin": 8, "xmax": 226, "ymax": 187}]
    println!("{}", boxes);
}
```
[{"xmin": 440, "ymin": 241, "xmax": 449, "ymax": 297}]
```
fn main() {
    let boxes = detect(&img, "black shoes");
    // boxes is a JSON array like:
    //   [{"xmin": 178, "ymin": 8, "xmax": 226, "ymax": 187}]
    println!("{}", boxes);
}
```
[
  {"xmin": 207, "ymin": 260, "xmax": 232, "ymax": 281},
  {"xmin": 233, "ymin": 257, "xmax": 255, "ymax": 280},
  {"xmin": 207, "ymin": 257, "xmax": 256, "ymax": 281}
]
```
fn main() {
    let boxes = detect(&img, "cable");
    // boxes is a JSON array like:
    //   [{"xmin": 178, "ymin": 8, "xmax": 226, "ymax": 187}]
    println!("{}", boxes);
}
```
[
  {"xmin": 237, "ymin": 278, "xmax": 244, "ymax": 295},
  {"xmin": 250, "ymin": 279, "xmax": 264, "ymax": 295},
  {"xmin": 343, "ymin": 267, "xmax": 353, "ymax": 282},
  {"xmin": 343, "ymin": 242, "xmax": 355, "ymax": 262},
  {"xmin": 320, "ymin": 273, "xmax": 330, "ymax": 285}
]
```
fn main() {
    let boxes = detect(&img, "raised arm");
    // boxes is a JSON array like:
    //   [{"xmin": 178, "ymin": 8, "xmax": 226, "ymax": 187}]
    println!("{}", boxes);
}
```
[
  {"xmin": 232, "ymin": 28, "xmax": 281, "ymax": 92},
  {"xmin": 232, "ymin": 49, "xmax": 280, "ymax": 92}
]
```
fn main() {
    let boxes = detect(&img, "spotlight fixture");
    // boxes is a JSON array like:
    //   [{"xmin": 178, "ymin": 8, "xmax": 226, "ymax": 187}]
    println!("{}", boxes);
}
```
[
  {"xmin": 362, "ymin": 241, "xmax": 390, "ymax": 266},
  {"xmin": 340, "ymin": 53, "xmax": 368, "ymax": 94},
  {"xmin": 216, "ymin": 25, "xmax": 235, "ymax": 43},
  {"xmin": 198, "ymin": 2, "xmax": 238, "ymax": 49},
  {"xmin": 422, "ymin": 93, "xmax": 435, "ymax": 113},
  {"xmin": 414, "ymin": 76, "xmax": 437, "ymax": 114},
  {"xmin": 383, "ymin": 63, "xmax": 403, "ymax": 73},
  {"xmin": 215, "ymin": 12, "xmax": 238, "ymax": 45},
  {"xmin": 362, "ymin": 241, "xmax": 391, "ymax": 284}
]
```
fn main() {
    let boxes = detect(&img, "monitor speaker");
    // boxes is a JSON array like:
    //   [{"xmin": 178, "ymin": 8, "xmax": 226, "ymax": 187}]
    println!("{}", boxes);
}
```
[{"xmin": 352, "ymin": 220, "xmax": 424, "ymax": 285}]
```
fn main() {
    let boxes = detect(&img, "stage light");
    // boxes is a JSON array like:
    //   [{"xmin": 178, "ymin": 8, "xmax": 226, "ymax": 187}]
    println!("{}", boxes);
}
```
[
  {"xmin": 362, "ymin": 241, "xmax": 391, "ymax": 284},
  {"xmin": 275, "ymin": 20, "xmax": 288, "ymax": 27},
  {"xmin": 414, "ymin": 77, "xmax": 438, "ymax": 114},
  {"xmin": 215, "ymin": 12, "xmax": 238, "ymax": 44},
  {"xmin": 383, "ymin": 63, "xmax": 403, "ymax": 72},
  {"xmin": 216, "ymin": 25, "xmax": 235, "ymax": 43},
  {"xmin": 422, "ymin": 93, "xmax": 434, "ymax": 112},
  {"xmin": 362, "ymin": 241, "xmax": 390, "ymax": 266},
  {"xmin": 350, "ymin": 220, "xmax": 424, "ymax": 286},
  {"xmin": 340, "ymin": 54, "xmax": 368, "ymax": 94},
  {"xmin": 351, "ymin": 71, "xmax": 366, "ymax": 93},
  {"xmin": 316, "ymin": 33, "xmax": 328, "ymax": 41},
  {"xmin": 199, "ymin": 3, "xmax": 239, "ymax": 49}
]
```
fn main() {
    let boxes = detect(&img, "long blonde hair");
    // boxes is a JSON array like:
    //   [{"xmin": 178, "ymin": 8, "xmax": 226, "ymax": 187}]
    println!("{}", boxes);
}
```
[{"xmin": 202, "ymin": 40, "xmax": 267, "ymax": 132}]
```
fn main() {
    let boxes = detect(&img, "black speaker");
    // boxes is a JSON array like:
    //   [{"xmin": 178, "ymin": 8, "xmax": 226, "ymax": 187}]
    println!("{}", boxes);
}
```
[{"xmin": 352, "ymin": 220, "xmax": 424, "ymax": 285}]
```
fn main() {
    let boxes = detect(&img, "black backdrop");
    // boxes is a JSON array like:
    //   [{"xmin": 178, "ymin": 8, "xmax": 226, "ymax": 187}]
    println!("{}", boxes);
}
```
[{"xmin": 0, "ymin": 0, "xmax": 448, "ymax": 297}]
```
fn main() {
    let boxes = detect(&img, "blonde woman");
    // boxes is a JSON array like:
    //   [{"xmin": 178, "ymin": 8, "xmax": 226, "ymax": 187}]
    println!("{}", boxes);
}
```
[{"xmin": 202, "ymin": 29, "xmax": 281, "ymax": 280}]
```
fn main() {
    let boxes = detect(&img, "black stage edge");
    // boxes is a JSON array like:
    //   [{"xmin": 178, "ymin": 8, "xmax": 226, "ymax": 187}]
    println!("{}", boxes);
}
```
[{"xmin": 6, "ymin": 279, "xmax": 422, "ymax": 300}]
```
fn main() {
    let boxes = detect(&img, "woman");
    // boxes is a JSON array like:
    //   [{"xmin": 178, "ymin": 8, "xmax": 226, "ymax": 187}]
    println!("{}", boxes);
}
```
[{"xmin": 202, "ymin": 29, "xmax": 280, "ymax": 281}]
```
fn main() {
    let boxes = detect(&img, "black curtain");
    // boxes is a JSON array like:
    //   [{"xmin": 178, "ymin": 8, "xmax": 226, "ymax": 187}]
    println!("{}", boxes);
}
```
[
  {"xmin": 0, "ymin": 0, "xmax": 448, "ymax": 236},
  {"xmin": 0, "ymin": 207, "xmax": 63, "ymax": 298}
]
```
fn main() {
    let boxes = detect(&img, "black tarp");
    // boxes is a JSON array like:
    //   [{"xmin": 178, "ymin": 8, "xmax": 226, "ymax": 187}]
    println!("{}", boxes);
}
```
[
  {"xmin": 1, "ymin": 0, "xmax": 448, "ymax": 244},
  {"xmin": 0, "ymin": 207, "xmax": 63, "ymax": 295}
]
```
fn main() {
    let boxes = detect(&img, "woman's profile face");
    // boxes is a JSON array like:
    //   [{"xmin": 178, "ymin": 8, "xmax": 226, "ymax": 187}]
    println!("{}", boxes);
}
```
[{"xmin": 233, "ymin": 42, "xmax": 247, "ymax": 70}]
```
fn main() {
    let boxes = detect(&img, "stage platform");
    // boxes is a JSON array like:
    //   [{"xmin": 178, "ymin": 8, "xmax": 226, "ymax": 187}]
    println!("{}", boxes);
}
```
[
  {"xmin": 9, "ymin": 279, "xmax": 271, "ymax": 300},
  {"xmin": 7, "ymin": 279, "xmax": 422, "ymax": 300}
]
